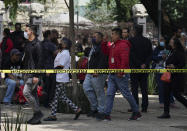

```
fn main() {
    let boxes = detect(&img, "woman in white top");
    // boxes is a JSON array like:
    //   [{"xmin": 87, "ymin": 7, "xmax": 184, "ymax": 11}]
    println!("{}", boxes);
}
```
[{"xmin": 44, "ymin": 38, "xmax": 81, "ymax": 121}]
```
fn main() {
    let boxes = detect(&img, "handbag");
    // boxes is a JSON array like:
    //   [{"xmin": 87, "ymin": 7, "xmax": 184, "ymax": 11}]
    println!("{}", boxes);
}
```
[{"xmin": 161, "ymin": 72, "xmax": 171, "ymax": 83}]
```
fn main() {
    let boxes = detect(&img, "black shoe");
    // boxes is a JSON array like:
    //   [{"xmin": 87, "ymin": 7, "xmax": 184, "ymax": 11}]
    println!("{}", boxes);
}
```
[
  {"xmin": 27, "ymin": 111, "xmax": 43, "ymax": 124},
  {"xmin": 96, "ymin": 113, "xmax": 105, "ymax": 121},
  {"xmin": 27, "ymin": 116, "xmax": 34, "ymax": 124},
  {"xmin": 104, "ymin": 115, "xmax": 111, "ymax": 121},
  {"xmin": 141, "ymin": 108, "xmax": 147, "ymax": 113},
  {"xmin": 127, "ymin": 109, "xmax": 133, "ymax": 112},
  {"xmin": 128, "ymin": 112, "xmax": 142, "ymax": 120},
  {"xmin": 43, "ymin": 116, "xmax": 57, "ymax": 121},
  {"xmin": 87, "ymin": 110, "xmax": 98, "ymax": 117},
  {"xmin": 74, "ymin": 108, "xmax": 82, "ymax": 120},
  {"xmin": 28, "ymin": 120, "xmax": 41, "ymax": 125},
  {"xmin": 35, "ymin": 111, "xmax": 44, "ymax": 120},
  {"xmin": 157, "ymin": 113, "xmax": 171, "ymax": 119},
  {"xmin": 43, "ymin": 104, "xmax": 50, "ymax": 108}
]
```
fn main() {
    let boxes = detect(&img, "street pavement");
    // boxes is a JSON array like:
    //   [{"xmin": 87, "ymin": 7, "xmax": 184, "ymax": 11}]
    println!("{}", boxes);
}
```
[{"xmin": 1, "ymin": 95, "xmax": 187, "ymax": 131}]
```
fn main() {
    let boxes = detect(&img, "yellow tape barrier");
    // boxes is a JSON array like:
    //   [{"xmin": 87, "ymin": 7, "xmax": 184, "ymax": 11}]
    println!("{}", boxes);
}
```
[{"xmin": 0, "ymin": 69, "xmax": 187, "ymax": 73}]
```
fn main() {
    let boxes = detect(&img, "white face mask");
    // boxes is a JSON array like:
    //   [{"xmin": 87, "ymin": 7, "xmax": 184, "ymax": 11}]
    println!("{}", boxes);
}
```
[{"xmin": 24, "ymin": 32, "xmax": 29, "ymax": 39}]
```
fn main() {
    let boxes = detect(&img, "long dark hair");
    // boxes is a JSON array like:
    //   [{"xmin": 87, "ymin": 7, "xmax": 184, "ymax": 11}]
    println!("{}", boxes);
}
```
[{"xmin": 173, "ymin": 38, "xmax": 185, "ymax": 52}]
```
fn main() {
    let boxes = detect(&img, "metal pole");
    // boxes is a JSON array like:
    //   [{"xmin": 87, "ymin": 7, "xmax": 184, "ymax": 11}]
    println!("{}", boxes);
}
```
[
  {"xmin": 158, "ymin": 0, "xmax": 162, "ymax": 43},
  {"xmin": 77, "ymin": 11, "xmax": 79, "ymax": 34},
  {"xmin": 76, "ymin": 0, "xmax": 79, "ymax": 35}
]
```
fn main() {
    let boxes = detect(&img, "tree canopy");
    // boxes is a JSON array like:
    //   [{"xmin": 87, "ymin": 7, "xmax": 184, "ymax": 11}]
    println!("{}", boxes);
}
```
[
  {"xmin": 3, "ymin": 0, "xmax": 187, "ymax": 37},
  {"xmin": 85, "ymin": 0, "xmax": 139, "ymax": 24},
  {"xmin": 3, "ymin": 0, "xmax": 46, "ymax": 21},
  {"xmin": 140, "ymin": 0, "xmax": 187, "ymax": 37},
  {"xmin": 85, "ymin": 0, "xmax": 187, "ymax": 37}
]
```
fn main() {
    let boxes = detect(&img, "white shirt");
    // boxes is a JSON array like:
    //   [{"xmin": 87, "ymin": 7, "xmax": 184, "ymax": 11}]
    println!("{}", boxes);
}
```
[{"xmin": 54, "ymin": 50, "xmax": 71, "ymax": 83}]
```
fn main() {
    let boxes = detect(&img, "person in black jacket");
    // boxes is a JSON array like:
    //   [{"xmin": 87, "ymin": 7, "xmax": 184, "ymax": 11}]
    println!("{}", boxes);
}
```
[
  {"xmin": 152, "ymin": 37, "xmax": 175, "ymax": 108},
  {"xmin": 0, "ymin": 28, "xmax": 14, "ymax": 68},
  {"xmin": 129, "ymin": 25, "xmax": 153, "ymax": 112},
  {"xmin": 11, "ymin": 23, "xmax": 24, "ymax": 52},
  {"xmin": 158, "ymin": 38, "xmax": 187, "ymax": 119},
  {"xmin": 83, "ymin": 32, "xmax": 108, "ymax": 120},
  {"xmin": 22, "ymin": 25, "xmax": 43, "ymax": 124},
  {"xmin": 41, "ymin": 30, "xmax": 57, "ymax": 108}
]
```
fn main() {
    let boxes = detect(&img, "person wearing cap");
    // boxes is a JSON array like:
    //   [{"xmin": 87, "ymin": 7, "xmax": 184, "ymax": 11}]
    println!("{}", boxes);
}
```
[
  {"xmin": 2, "ymin": 49, "xmax": 24, "ymax": 105},
  {"xmin": 43, "ymin": 37, "xmax": 81, "ymax": 121}
]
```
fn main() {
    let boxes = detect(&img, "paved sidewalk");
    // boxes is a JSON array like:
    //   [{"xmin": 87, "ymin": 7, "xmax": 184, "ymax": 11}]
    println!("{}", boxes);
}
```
[{"xmin": 1, "ymin": 95, "xmax": 187, "ymax": 131}]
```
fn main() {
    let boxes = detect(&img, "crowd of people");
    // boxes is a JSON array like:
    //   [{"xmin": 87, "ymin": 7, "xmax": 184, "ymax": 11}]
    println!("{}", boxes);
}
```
[{"xmin": 0, "ymin": 23, "xmax": 187, "ymax": 124}]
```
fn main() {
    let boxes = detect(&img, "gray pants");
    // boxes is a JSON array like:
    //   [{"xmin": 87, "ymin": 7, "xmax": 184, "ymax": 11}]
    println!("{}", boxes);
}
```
[{"xmin": 23, "ymin": 78, "xmax": 40, "ymax": 113}]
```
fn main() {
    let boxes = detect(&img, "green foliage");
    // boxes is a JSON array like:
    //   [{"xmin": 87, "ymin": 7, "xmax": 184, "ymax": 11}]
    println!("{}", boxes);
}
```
[
  {"xmin": 3, "ymin": 0, "xmax": 47, "ymax": 22},
  {"xmin": 2, "ymin": 107, "xmax": 27, "ymax": 131},
  {"xmin": 115, "ymin": 0, "xmax": 139, "ymax": 22},
  {"xmin": 163, "ymin": 0, "xmax": 186, "ymax": 20},
  {"xmin": 85, "ymin": 0, "xmax": 115, "ymax": 24},
  {"xmin": 148, "ymin": 73, "xmax": 157, "ymax": 95},
  {"xmin": 85, "ymin": 0, "xmax": 139, "ymax": 23},
  {"xmin": 162, "ymin": 0, "xmax": 187, "ymax": 29},
  {"xmin": 4, "ymin": 0, "xmax": 19, "ymax": 21}
]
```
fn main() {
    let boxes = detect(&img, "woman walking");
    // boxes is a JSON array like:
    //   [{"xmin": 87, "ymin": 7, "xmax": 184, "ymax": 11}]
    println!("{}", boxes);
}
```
[
  {"xmin": 158, "ymin": 38, "xmax": 187, "ymax": 119},
  {"xmin": 152, "ymin": 37, "xmax": 175, "ymax": 108},
  {"xmin": 44, "ymin": 38, "xmax": 81, "ymax": 121}
]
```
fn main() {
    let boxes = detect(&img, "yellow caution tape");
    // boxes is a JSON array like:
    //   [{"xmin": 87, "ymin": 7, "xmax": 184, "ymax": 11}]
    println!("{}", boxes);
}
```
[{"xmin": 0, "ymin": 69, "xmax": 187, "ymax": 73}]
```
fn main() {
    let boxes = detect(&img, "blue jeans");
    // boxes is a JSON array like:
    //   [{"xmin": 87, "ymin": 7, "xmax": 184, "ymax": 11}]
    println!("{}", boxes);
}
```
[
  {"xmin": 105, "ymin": 74, "xmax": 139, "ymax": 115},
  {"xmin": 155, "ymin": 74, "xmax": 174, "ymax": 104},
  {"xmin": 83, "ymin": 74, "xmax": 107, "ymax": 113},
  {"xmin": 3, "ymin": 78, "xmax": 24, "ymax": 103}
]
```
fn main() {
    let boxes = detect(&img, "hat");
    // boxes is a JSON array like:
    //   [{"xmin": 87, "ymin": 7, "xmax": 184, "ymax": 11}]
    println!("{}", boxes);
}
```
[{"xmin": 10, "ymin": 49, "xmax": 21, "ymax": 56}]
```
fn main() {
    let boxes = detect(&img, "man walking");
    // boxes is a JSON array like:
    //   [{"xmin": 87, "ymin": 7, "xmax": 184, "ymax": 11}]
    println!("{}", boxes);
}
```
[
  {"xmin": 102, "ymin": 28, "xmax": 141, "ymax": 121},
  {"xmin": 41, "ymin": 30, "xmax": 57, "ymax": 108},
  {"xmin": 83, "ymin": 32, "xmax": 108, "ymax": 120},
  {"xmin": 129, "ymin": 25, "xmax": 153, "ymax": 112},
  {"xmin": 22, "ymin": 25, "xmax": 43, "ymax": 124},
  {"xmin": 11, "ymin": 23, "xmax": 24, "ymax": 52}
]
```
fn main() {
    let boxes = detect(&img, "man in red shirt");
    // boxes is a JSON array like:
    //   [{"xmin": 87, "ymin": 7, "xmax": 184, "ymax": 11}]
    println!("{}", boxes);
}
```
[{"xmin": 102, "ymin": 28, "xmax": 141, "ymax": 121}]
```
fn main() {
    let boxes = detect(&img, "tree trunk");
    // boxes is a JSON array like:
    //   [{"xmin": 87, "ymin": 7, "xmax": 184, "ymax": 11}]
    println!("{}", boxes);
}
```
[
  {"xmin": 140, "ymin": 0, "xmax": 175, "ymax": 38},
  {"xmin": 69, "ymin": 0, "xmax": 78, "ymax": 101},
  {"xmin": 114, "ymin": 0, "xmax": 123, "ymax": 22}
]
